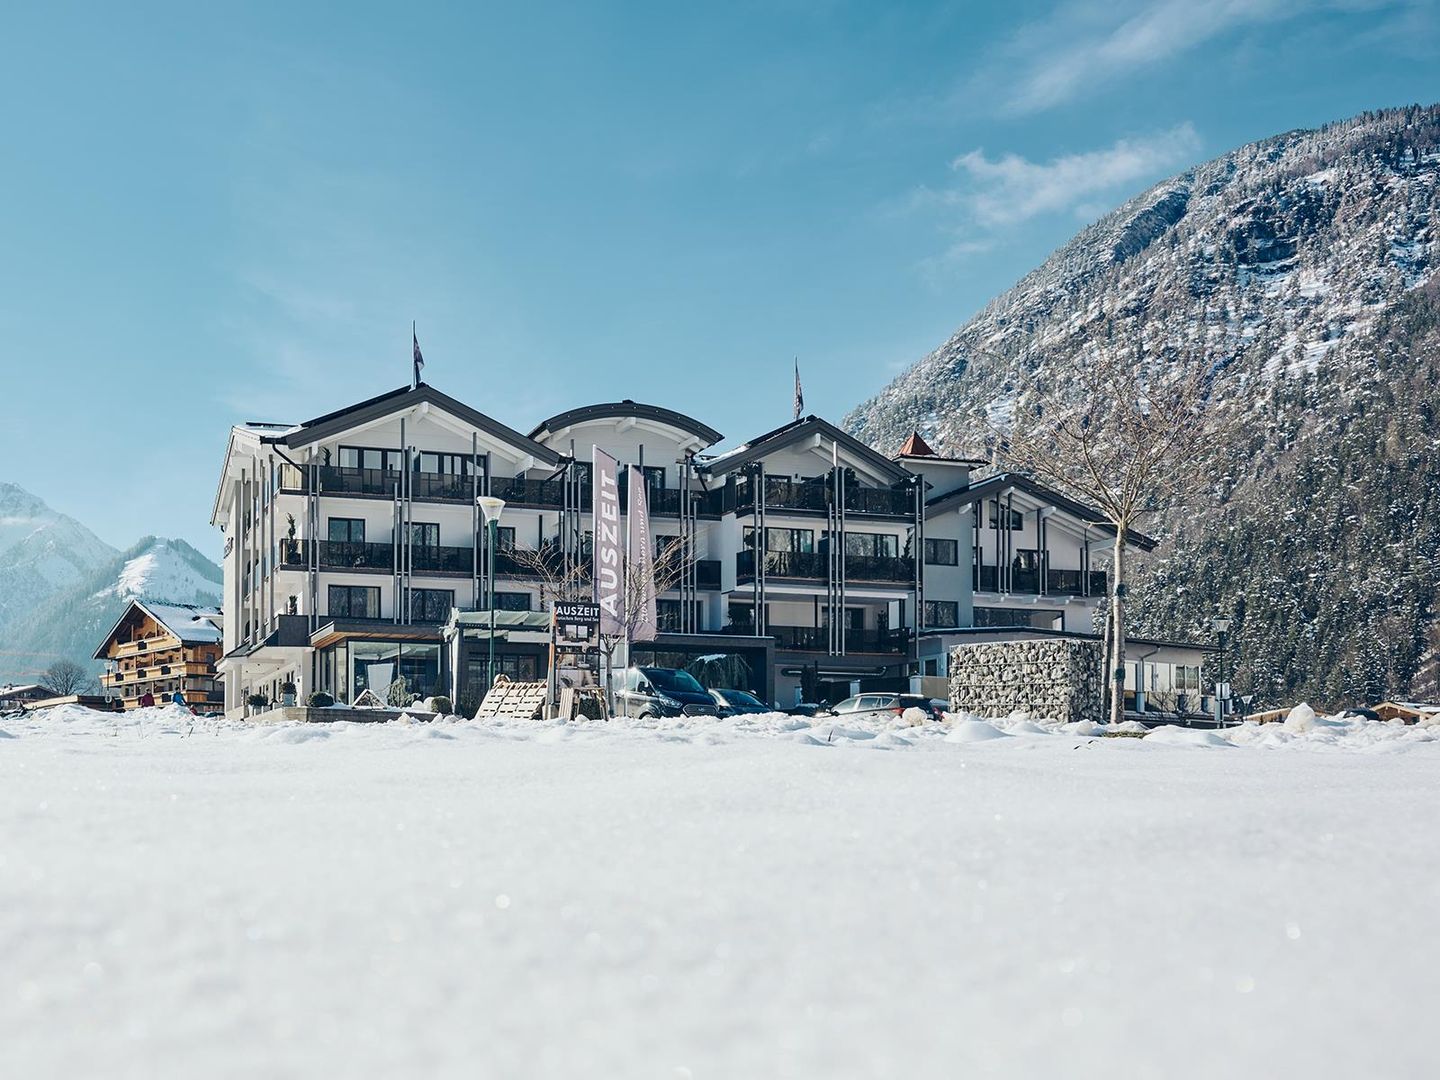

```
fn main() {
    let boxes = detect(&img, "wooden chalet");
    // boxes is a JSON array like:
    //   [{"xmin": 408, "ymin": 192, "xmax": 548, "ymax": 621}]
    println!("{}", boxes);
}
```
[{"xmin": 94, "ymin": 601, "xmax": 225, "ymax": 710}]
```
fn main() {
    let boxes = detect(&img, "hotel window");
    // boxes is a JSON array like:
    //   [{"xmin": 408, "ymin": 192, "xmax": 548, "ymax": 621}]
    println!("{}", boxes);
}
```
[
  {"xmin": 409, "ymin": 588, "xmax": 455, "ymax": 623},
  {"xmin": 987, "ymin": 501, "xmax": 1024, "ymax": 530},
  {"xmin": 924, "ymin": 600, "xmax": 960, "ymax": 627},
  {"xmin": 328, "ymin": 585, "xmax": 381, "ymax": 619},
  {"xmin": 844, "ymin": 532, "xmax": 899, "ymax": 559},
  {"xmin": 328, "ymin": 518, "xmax": 366, "ymax": 543},
  {"xmin": 415, "ymin": 452, "xmax": 474, "ymax": 476},
  {"xmin": 642, "ymin": 465, "xmax": 666, "ymax": 492},
  {"xmin": 494, "ymin": 591, "xmax": 532, "ymax": 612},
  {"xmin": 407, "ymin": 522, "xmax": 440, "ymax": 549},
  {"xmin": 744, "ymin": 526, "xmax": 814, "ymax": 554},
  {"xmin": 338, "ymin": 446, "xmax": 404, "ymax": 472},
  {"xmin": 924, "ymin": 538, "xmax": 959, "ymax": 565},
  {"xmin": 657, "ymin": 599, "xmax": 704, "ymax": 631}
]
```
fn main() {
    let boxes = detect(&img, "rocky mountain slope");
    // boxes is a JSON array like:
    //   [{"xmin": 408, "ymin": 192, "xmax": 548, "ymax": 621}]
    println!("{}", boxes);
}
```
[
  {"xmin": 0, "ymin": 485, "xmax": 221, "ymax": 683},
  {"xmin": 846, "ymin": 104, "xmax": 1440, "ymax": 708}
]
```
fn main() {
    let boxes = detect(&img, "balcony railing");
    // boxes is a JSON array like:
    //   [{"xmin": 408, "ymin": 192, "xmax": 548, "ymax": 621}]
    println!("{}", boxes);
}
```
[
  {"xmin": 768, "ymin": 625, "xmax": 907, "ymax": 653},
  {"xmin": 736, "ymin": 550, "xmax": 914, "ymax": 583},
  {"xmin": 728, "ymin": 478, "xmax": 914, "ymax": 517},
  {"xmin": 974, "ymin": 565, "xmax": 1110, "ymax": 596}
]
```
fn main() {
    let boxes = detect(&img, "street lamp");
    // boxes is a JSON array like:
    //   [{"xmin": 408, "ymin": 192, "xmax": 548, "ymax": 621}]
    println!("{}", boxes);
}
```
[
  {"xmin": 478, "ymin": 495, "xmax": 507, "ymax": 698},
  {"xmin": 1212, "ymin": 616, "xmax": 1231, "ymax": 724}
]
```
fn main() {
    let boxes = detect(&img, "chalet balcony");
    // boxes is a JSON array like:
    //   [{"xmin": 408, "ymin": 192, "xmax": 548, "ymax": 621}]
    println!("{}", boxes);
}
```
[{"xmin": 736, "ymin": 550, "xmax": 914, "ymax": 584}]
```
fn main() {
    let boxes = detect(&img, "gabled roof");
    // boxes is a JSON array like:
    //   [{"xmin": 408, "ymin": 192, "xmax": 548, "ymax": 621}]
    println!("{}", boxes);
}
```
[
  {"xmin": 93, "ymin": 600, "xmax": 224, "ymax": 659},
  {"xmin": 264, "ymin": 383, "xmax": 562, "ymax": 467},
  {"xmin": 700, "ymin": 415, "xmax": 913, "ymax": 485},
  {"xmin": 926, "ymin": 472, "xmax": 1157, "ymax": 551},
  {"xmin": 529, "ymin": 401, "xmax": 723, "ymax": 448}
]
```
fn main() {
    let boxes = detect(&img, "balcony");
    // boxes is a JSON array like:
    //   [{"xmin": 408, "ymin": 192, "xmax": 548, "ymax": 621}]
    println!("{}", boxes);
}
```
[
  {"xmin": 768, "ymin": 625, "xmax": 907, "ymax": 654},
  {"xmin": 728, "ymin": 477, "xmax": 914, "ymax": 517},
  {"xmin": 973, "ymin": 565, "xmax": 1110, "ymax": 596},
  {"xmin": 736, "ymin": 550, "xmax": 914, "ymax": 583}
]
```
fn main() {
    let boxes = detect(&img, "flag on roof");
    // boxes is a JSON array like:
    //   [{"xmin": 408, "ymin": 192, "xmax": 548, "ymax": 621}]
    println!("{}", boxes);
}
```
[
  {"xmin": 793, "ymin": 357, "xmax": 804, "ymax": 420},
  {"xmin": 412, "ymin": 323, "xmax": 425, "ymax": 388}
]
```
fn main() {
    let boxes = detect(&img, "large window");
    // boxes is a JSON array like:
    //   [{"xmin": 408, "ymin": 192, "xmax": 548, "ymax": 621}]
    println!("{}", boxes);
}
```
[
  {"xmin": 987, "ymin": 501, "xmax": 1024, "ymax": 531},
  {"xmin": 744, "ymin": 526, "xmax": 814, "ymax": 553},
  {"xmin": 657, "ymin": 599, "xmax": 705, "ymax": 631},
  {"xmin": 329, "ymin": 585, "xmax": 381, "ymax": 619},
  {"xmin": 409, "ymin": 588, "xmax": 454, "ymax": 623},
  {"xmin": 338, "ymin": 446, "xmax": 404, "ymax": 471},
  {"xmin": 352, "ymin": 640, "xmax": 442, "ymax": 700},
  {"xmin": 974, "ymin": 606, "xmax": 1063, "ymax": 630},
  {"xmin": 924, "ymin": 600, "xmax": 960, "ymax": 627},
  {"xmin": 328, "ymin": 518, "xmax": 366, "ymax": 543},
  {"xmin": 844, "ymin": 532, "xmax": 899, "ymax": 559},
  {"xmin": 494, "ymin": 591, "xmax": 532, "ymax": 611},
  {"xmin": 415, "ymin": 451, "xmax": 474, "ymax": 476},
  {"xmin": 408, "ymin": 522, "xmax": 440, "ymax": 549},
  {"xmin": 642, "ymin": 465, "xmax": 666, "ymax": 492},
  {"xmin": 466, "ymin": 655, "xmax": 538, "ymax": 692},
  {"xmin": 924, "ymin": 538, "xmax": 959, "ymax": 565}
]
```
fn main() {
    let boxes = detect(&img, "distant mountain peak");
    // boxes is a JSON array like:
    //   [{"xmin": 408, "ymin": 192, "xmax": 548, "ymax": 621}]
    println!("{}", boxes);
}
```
[{"xmin": 99, "ymin": 536, "xmax": 223, "ymax": 605}]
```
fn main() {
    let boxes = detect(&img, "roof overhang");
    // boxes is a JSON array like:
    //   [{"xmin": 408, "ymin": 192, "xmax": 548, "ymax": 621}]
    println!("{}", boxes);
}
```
[
  {"xmin": 701, "ymin": 416, "xmax": 913, "ymax": 486},
  {"xmin": 529, "ymin": 402, "xmax": 723, "ymax": 451}
]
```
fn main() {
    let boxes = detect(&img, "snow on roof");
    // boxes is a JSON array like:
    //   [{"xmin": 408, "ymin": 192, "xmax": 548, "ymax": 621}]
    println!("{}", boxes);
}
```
[{"xmin": 139, "ymin": 601, "xmax": 224, "ymax": 643}]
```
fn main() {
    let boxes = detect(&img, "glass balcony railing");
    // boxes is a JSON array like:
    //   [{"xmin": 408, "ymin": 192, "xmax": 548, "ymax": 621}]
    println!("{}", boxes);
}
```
[{"xmin": 736, "ymin": 550, "xmax": 913, "ymax": 583}]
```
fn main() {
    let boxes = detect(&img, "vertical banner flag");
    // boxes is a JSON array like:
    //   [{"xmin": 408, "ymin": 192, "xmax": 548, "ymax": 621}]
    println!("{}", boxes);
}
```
[
  {"xmin": 592, "ymin": 447, "xmax": 625, "ymax": 635},
  {"xmin": 628, "ymin": 466, "xmax": 658, "ymax": 643}
]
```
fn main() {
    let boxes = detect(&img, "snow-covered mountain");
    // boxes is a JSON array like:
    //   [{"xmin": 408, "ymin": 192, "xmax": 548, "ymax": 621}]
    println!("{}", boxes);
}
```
[
  {"xmin": 846, "ymin": 105, "xmax": 1440, "ymax": 707},
  {"xmin": 0, "ymin": 485, "xmax": 222, "ymax": 682},
  {"xmin": 0, "ymin": 482, "xmax": 118, "ymax": 632}
]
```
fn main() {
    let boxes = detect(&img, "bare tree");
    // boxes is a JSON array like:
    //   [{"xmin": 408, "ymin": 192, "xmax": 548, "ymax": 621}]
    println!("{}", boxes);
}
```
[
  {"xmin": 996, "ymin": 348, "xmax": 1226, "ymax": 725},
  {"xmin": 41, "ymin": 659, "xmax": 93, "ymax": 697},
  {"xmin": 498, "ymin": 540, "xmax": 592, "ymax": 610}
]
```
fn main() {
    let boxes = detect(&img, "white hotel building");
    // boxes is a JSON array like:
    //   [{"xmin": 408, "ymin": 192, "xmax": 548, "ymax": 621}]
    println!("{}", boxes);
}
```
[{"xmin": 211, "ymin": 382, "xmax": 1206, "ymax": 715}]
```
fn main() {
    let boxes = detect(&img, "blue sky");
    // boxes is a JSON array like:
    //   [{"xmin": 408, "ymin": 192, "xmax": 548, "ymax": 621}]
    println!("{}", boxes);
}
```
[{"xmin": 2, "ymin": 0, "xmax": 1436, "ymax": 554}]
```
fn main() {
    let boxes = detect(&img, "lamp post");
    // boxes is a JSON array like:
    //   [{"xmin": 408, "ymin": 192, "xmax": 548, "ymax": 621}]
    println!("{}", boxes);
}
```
[
  {"xmin": 478, "ymin": 495, "xmax": 507, "ymax": 697},
  {"xmin": 1212, "ymin": 616, "xmax": 1231, "ymax": 724}
]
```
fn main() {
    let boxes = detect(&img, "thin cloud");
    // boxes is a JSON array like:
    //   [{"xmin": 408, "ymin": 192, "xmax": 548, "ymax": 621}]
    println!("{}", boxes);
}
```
[
  {"xmin": 990, "ymin": 0, "xmax": 1398, "ymax": 114},
  {"xmin": 934, "ymin": 123, "xmax": 1201, "ymax": 229}
]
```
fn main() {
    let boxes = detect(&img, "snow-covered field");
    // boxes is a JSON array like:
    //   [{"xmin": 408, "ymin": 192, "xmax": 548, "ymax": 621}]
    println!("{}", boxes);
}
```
[{"xmin": 3, "ymin": 705, "xmax": 1437, "ymax": 1079}]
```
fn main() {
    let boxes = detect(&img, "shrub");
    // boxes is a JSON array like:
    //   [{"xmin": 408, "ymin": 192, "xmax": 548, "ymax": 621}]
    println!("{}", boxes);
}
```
[
  {"xmin": 430, "ymin": 695, "xmax": 453, "ymax": 716},
  {"xmin": 307, "ymin": 691, "xmax": 335, "ymax": 708},
  {"xmin": 246, "ymin": 693, "xmax": 270, "ymax": 709},
  {"xmin": 280, "ymin": 681, "xmax": 297, "ymax": 695}
]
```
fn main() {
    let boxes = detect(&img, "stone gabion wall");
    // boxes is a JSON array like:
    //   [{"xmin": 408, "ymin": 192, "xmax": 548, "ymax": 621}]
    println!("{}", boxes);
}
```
[{"xmin": 948, "ymin": 639, "xmax": 1103, "ymax": 724}]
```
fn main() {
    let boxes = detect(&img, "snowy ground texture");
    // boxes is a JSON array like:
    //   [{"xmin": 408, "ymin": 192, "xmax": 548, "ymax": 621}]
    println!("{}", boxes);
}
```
[{"xmin": 3, "ymin": 705, "xmax": 1438, "ymax": 1079}]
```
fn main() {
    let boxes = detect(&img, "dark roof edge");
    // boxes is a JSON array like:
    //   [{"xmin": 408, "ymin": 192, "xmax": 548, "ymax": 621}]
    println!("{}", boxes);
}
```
[
  {"xmin": 273, "ymin": 383, "xmax": 562, "ymax": 466},
  {"xmin": 926, "ymin": 472, "xmax": 1157, "ymax": 551},
  {"xmin": 700, "ymin": 415, "xmax": 912, "ymax": 483},
  {"xmin": 528, "ymin": 401, "xmax": 723, "ymax": 447}
]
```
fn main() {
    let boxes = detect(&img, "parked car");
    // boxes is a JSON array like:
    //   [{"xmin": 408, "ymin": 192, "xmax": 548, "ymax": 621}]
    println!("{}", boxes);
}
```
[
  {"xmin": 829, "ymin": 693, "xmax": 945, "ymax": 722},
  {"xmin": 615, "ymin": 667, "xmax": 719, "ymax": 718},
  {"xmin": 708, "ymin": 688, "xmax": 773, "ymax": 716},
  {"xmin": 785, "ymin": 702, "xmax": 830, "ymax": 717}
]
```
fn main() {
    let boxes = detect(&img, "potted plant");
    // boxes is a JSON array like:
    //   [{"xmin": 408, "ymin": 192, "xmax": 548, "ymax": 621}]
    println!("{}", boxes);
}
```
[
  {"xmin": 280, "ymin": 681, "xmax": 297, "ymax": 707},
  {"xmin": 246, "ymin": 692, "xmax": 270, "ymax": 716}
]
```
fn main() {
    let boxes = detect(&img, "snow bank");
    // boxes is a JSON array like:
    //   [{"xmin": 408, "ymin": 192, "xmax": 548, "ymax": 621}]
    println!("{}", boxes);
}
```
[{"xmin": 2, "ymin": 702, "xmax": 1437, "ymax": 1078}]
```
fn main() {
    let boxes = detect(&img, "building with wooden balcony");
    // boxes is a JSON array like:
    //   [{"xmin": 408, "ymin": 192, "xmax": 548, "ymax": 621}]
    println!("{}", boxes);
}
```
[
  {"xmin": 210, "ymin": 380, "xmax": 1179, "ymax": 715},
  {"xmin": 93, "ymin": 600, "xmax": 224, "ymax": 710}
]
